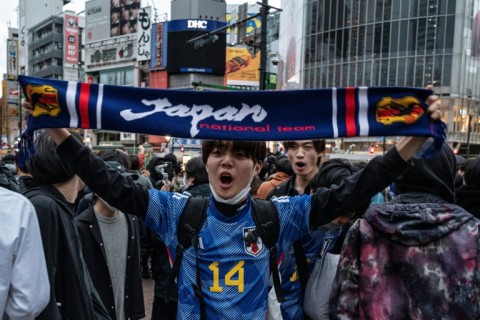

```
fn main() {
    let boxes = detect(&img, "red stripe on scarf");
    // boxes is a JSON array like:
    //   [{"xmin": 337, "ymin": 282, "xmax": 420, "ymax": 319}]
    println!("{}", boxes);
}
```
[
  {"xmin": 79, "ymin": 83, "xmax": 91, "ymax": 129},
  {"xmin": 345, "ymin": 87, "xmax": 356, "ymax": 137}
]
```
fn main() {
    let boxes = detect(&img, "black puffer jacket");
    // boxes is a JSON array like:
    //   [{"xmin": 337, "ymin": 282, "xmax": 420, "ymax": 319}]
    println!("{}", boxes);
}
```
[{"xmin": 24, "ymin": 185, "xmax": 110, "ymax": 320}]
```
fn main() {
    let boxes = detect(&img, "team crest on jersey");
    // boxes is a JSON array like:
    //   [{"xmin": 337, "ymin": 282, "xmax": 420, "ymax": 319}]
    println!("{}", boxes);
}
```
[
  {"xmin": 243, "ymin": 227, "xmax": 264, "ymax": 257},
  {"xmin": 375, "ymin": 96, "xmax": 424, "ymax": 125},
  {"xmin": 25, "ymin": 84, "xmax": 61, "ymax": 117}
]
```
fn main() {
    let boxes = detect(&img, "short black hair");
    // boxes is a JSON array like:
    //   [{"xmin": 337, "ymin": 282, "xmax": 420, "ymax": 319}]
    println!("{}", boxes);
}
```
[
  {"xmin": 14, "ymin": 152, "xmax": 29, "ymax": 173},
  {"xmin": 282, "ymin": 139, "xmax": 326, "ymax": 153},
  {"xmin": 310, "ymin": 158, "xmax": 363, "ymax": 193},
  {"xmin": 1, "ymin": 153, "xmax": 15, "ymax": 164},
  {"xmin": 27, "ymin": 132, "xmax": 77, "ymax": 185},
  {"xmin": 202, "ymin": 140, "xmax": 267, "ymax": 164},
  {"xmin": 97, "ymin": 149, "xmax": 130, "ymax": 171},
  {"xmin": 275, "ymin": 155, "xmax": 293, "ymax": 176},
  {"xmin": 185, "ymin": 157, "xmax": 209, "ymax": 185},
  {"xmin": 129, "ymin": 154, "xmax": 141, "ymax": 171}
]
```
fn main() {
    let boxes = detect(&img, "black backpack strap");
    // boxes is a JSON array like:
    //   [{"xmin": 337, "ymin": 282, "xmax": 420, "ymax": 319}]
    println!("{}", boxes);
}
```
[
  {"xmin": 248, "ymin": 199, "xmax": 285, "ymax": 302},
  {"xmin": 166, "ymin": 196, "xmax": 208, "ymax": 310},
  {"xmin": 293, "ymin": 239, "xmax": 309, "ymax": 295}
]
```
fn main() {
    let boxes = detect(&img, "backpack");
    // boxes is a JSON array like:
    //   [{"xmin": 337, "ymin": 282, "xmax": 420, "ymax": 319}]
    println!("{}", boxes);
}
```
[{"xmin": 167, "ymin": 196, "xmax": 284, "ymax": 320}]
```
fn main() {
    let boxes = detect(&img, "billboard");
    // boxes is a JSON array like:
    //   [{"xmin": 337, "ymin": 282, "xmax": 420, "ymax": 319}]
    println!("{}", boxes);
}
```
[
  {"xmin": 136, "ymin": 6, "xmax": 152, "ymax": 62},
  {"xmin": 64, "ymin": 14, "xmax": 79, "ymax": 65},
  {"xmin": 85, "ymin": 0, "xmax": 141, "ymax": 42},
  {"xmin": 151, "ymin": 23, "xmax": 164, "ymax": 69},
  {"xmin": 19, "ymin": 16, "xmax": 27, "ymax": 73},
  {"xmin": 86, "ymin": 39, "xmax": 135, "ymax": 70},
  {"xmin": 166, "ymin": 19, "xmax": 226, "ymax": 75},
  {"xmin": 6, "ymin": 39, "xmax": 18, "ymax": 80},
  {"xmin": 225, "ymin": 46, "xmax": 260, "ymax": 87}
]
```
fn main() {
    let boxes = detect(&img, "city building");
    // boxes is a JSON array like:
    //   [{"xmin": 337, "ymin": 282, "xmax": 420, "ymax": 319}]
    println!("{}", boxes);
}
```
[
  {"xmin": 18, "ymin": 0, "xmax": 72, "ymax": 75},
  {"xmin": 1, "ymin": 28, "xmax": 20, "ymax": 149},
  {"xmin": 278, "ymin": 0, "xmax": 480, "ymax": 156},
  {"xmin": 1, "ymin": 0, "xmax": 72, "ymax": 150},
  {"xmin": 28, "ymin": 12, "xmax": 84, "ymax": 81}
]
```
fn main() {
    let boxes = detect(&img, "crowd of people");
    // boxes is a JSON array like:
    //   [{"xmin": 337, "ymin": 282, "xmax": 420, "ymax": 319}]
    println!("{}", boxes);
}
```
[{"xmin": 2, "ymin": 97, "xmax": 480, "ymax": 320}]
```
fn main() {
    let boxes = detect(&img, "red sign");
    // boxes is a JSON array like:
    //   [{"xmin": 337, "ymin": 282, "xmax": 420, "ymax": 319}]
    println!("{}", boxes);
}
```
[{"xmin": 64, "ymin": 14, "xmax": 79, "ymax": 65}]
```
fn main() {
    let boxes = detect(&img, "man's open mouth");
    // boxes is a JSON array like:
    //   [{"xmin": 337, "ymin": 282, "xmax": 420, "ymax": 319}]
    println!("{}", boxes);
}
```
[
  {"xmin": 295, "ymin": 162, "xmax": 306, "ymax": 168},
  {"xmin": 220, "ymin": 173, "xmax": 233, "ymax": 184}
]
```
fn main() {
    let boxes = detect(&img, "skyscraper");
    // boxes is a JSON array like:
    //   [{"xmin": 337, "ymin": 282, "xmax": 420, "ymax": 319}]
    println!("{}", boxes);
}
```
[{"xmin": 279, "ymin": 0, "xmax": 480, "ymax": 155}]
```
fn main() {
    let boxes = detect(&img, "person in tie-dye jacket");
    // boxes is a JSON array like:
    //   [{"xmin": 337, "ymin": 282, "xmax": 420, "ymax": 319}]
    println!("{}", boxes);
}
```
[{"xmin": 330, "ymin": 139, "xmax": 480, "ymax": 320}]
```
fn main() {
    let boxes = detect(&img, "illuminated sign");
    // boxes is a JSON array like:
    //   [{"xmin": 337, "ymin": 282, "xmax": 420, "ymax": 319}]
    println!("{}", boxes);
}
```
[{"xmin": 187, "ymin": 20, "xmax": 208, "ymax": 29}]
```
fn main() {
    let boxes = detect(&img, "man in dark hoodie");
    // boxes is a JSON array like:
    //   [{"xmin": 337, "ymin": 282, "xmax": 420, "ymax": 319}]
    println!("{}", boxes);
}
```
[
  {"xmin": 330, "ymin": 139, "xmax": 480, "ymax": 320},
  {"xmin": 455, "ymin": 156, "xmax": 480, "ymax": 218}
]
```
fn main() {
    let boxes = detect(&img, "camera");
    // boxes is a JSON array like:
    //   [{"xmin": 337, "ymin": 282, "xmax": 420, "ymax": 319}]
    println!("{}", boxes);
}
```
[{"xmin": 155, "ymin": 163, "xmax": 171, "ymax": 181}]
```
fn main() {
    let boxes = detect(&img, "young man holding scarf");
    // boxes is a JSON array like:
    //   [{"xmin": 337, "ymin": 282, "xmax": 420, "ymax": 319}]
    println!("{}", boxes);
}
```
[{"xmin": 23, "ymin": 89, "xmax": 441, "ymax": 319}]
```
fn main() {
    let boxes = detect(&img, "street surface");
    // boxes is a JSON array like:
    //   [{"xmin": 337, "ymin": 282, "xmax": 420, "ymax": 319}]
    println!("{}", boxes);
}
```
[{"xmin": 142, "ymin": 278, "xmax": 155, "ymax": 319}]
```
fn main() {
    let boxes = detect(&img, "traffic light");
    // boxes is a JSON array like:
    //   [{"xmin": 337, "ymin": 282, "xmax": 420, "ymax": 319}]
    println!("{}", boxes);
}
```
[{"xmin": 369, "ymin": 145, "xmax": 375, "ymax": 155}]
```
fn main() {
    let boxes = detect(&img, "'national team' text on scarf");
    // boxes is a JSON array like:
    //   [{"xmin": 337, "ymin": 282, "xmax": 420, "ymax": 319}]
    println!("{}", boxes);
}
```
[{"xmin": 18, "ymin": 75, "xmax": 445, "ymax": 142}]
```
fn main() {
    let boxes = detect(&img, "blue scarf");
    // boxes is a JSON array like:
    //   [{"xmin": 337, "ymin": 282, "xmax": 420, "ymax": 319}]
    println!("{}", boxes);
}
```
[{"xmin": 17, "ymin": 75, "xmax": 446, "ymax": 160}]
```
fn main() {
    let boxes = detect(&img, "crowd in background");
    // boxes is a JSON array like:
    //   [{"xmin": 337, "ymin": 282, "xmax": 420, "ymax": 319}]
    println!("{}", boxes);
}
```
[{"xmin": 2, "ymin": 125, "xmax": 480, "ymax": 319}]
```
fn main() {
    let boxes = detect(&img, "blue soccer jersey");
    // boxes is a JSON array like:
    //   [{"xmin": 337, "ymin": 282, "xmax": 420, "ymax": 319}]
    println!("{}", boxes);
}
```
[{"xmin": 144, "ymin": 191, "xmax": 312, "ymax": 319}]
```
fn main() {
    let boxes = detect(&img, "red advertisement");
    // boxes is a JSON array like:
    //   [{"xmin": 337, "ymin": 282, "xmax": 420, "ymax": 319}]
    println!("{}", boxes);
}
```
[{"xmin": 64, "ymin": 14, "xmax": 79, "ymax": 65}]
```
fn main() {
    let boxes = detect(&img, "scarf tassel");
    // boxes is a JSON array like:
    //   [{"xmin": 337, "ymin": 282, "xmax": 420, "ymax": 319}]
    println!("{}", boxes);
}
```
[{"xmin": 17, "ymin": 131, "xmax": 35, "ymax": 169}]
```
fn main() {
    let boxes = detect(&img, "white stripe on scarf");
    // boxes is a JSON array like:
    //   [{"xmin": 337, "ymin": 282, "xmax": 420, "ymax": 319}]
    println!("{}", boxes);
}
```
[
  {"xmin": 96, "ymin": 84, "xmax": 104, "ymax": 129},
  {"xmin": 358, "ymin": 87, "xmax": 369, "ymax": 136},
  {"xmin": 332, "ymin": 87, "xmax": 338, "ymax": 138},
  {"xmin": 66, "ymin": 81, "xmax": 78, "ymax": 128}
]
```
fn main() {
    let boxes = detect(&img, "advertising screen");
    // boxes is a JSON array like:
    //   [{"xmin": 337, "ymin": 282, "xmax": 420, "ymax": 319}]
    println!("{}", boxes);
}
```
[{"xmin": 167, "ymin": 31, "xmax": 226, "ymax": 75}]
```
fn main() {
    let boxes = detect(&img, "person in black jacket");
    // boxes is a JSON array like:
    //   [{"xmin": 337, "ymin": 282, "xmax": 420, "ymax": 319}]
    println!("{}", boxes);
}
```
[
  {"xmin": 455, "ymin": 156, "xmax": 480, "ymax": 218},
  {"xmin": 23, "ymin": 132, "xmax": 111, "ymax": 320},
  {"xmin": 182, "ymin": 157, "xmax": 211, "ymax": 197},
  {"xmin": 75, "ymin": 150, "xmax": 145, "ymax": 320},
  {"xmin": 0, "ymin": 159, "xmax": 20, "ymax": 193}
]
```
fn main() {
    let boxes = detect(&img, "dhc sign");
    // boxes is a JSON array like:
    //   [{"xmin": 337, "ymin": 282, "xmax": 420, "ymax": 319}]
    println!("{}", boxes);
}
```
[{"xmin": 187, "ymin": 20, "xmax": 208, "ymax": 29}]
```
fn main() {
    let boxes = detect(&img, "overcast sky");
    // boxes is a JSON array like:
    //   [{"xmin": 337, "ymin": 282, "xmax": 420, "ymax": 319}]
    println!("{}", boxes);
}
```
[{"xmin": 0, "ymin": 0, "xmax": 281, "ymax": 78}]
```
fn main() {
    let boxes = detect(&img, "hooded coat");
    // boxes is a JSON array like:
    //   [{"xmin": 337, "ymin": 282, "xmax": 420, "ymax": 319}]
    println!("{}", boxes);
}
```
[
  {"xmin": 456, "ymin": 157, "xmax": 480, "ymax": 218},
  {"xmin": 330, "ymin": 142, "xmax": 480, "ymax": 320}
]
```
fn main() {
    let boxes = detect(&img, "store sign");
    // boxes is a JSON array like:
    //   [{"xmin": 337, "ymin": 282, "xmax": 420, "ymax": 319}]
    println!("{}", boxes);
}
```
[
  {"xmin": 64, "ymin": 14, "xmax": 79, "ymax": 65},
  {"xmin": 137, "ymin": 7, "xmax": 152, "ymax": 62},
  {"xmin": 187, "ymin": 20, "xmax": 208, "ymax": 29},
  {"xmin": 86, "ymin": 41, "xmax": 135, "ymax": 69},
  {"xmin": 7, "ymin": 39, "xmax": 17, "ymax": 80}
]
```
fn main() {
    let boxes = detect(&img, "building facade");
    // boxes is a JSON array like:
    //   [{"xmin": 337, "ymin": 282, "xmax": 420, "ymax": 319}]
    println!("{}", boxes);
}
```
[
  {"xmin": 28, "ymin": 13, "xmax": 84, "ymax": 81},
  {"xmin": 279, "ymin": 0, "xmax": 480, "ymax": 156}
]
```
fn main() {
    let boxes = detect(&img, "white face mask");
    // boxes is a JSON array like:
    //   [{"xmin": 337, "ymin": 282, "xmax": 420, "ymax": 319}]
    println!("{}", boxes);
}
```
[{"xmin": 210, "ymin": 167, "xmax": 256, "ymax": 205}]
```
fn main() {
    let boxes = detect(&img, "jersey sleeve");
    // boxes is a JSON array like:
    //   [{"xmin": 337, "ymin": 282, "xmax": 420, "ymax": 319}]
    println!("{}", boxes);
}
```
[
  {"xmin": 144, "ymin": 190, "xmax": 190, "ymax": 248},
  {"xmin": 272, "ymin": 194, "xmax": 312, "ymax": 247}
]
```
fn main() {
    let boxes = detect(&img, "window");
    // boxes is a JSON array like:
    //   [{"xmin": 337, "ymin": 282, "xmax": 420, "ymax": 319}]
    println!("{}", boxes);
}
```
[
  {"xmin": 100, "ymin": 68, "xmax": 134, "ymax": 86},
  {"xmin": 390, "ymin": 21, "xmax": 400, "ymax": 57}
]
